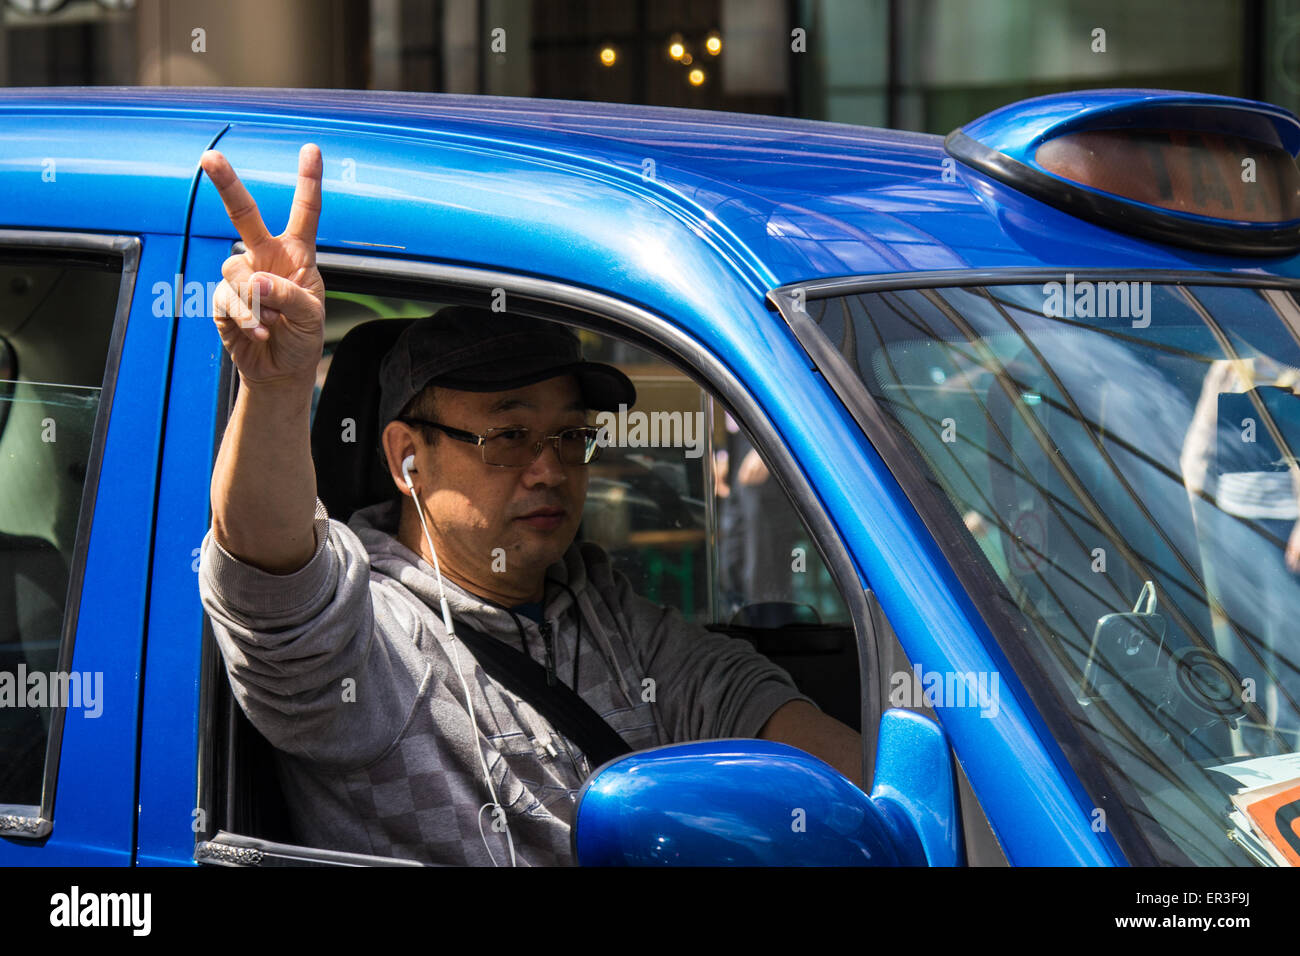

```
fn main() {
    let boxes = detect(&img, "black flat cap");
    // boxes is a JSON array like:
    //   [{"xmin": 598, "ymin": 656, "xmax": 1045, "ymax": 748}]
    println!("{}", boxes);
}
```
[{"xmin": 377, "ymin": 306, "xmax": 636, "ymax": 429}]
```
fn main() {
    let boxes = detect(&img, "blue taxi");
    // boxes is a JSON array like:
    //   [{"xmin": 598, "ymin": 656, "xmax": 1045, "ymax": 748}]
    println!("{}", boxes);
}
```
[{"xmin": 1, "ymin": 86, "xmax": 1298, "ymax": 867}]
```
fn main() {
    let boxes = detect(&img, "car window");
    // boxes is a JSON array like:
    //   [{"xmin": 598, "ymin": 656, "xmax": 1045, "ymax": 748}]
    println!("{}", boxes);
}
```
[
  {"xmin": 574, "ymin": 335, "xmax": 851, "ymax": 631},
  {"xmin": 810, "ymin": 281, "xmax": 1300, "ymax": 866},
  {"xmin": 307, "ymin": 288, "xmax": 852, "ymax": 634},
  {"xmin": 212, "ymin": 278, "xmax": 863, "ymax": 857},
  {"xmin": 0, "ymin": 252, "xmax": 121, "ymax": 807}
]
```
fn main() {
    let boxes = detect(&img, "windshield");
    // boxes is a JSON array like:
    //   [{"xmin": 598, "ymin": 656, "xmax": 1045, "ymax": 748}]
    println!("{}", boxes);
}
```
[{"xmin": 810, "ymin": 280, "xmax": 1300, "ymax": 866}]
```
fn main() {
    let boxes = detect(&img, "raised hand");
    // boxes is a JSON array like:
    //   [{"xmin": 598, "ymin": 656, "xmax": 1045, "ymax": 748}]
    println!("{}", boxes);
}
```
[{"xmin": 201, "ymin": 143, "xmax": 326, "ymax": 389}]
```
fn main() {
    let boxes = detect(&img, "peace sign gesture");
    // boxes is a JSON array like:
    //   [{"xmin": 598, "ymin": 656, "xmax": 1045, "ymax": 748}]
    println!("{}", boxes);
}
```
[{"xmin": 201, "ymin": 143, "xmax": 326, "ymax": 389}]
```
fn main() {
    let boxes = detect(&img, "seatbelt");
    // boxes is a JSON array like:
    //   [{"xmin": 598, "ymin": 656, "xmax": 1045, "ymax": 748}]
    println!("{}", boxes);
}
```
[{"xmin": 453, "ymin": 622, "xmax": 632, "ymax": 771}]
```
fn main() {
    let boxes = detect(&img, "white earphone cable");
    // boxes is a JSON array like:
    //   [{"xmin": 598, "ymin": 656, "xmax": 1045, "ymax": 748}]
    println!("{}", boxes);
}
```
[{"xmin": 403, "ymin": 456, "xmax": 518, "ymax": 867}]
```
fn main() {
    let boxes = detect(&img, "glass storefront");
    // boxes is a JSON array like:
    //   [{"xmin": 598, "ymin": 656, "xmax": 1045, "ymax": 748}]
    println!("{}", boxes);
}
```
[{"xmin": 5, "ymin": 0, "xmax": 1295, "ymax": 138}]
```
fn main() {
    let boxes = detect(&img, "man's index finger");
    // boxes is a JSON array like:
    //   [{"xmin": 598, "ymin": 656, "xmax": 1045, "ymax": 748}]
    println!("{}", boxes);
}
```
[{"xmin": 200, "ymin": 150, "xmax": 273, "ymax": 250}]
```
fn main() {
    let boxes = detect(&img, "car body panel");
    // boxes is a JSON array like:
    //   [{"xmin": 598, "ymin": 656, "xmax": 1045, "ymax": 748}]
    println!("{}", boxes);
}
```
[
  {"xmin": 187, "ymin": 123, "xmax": 776, "ymax": 333},
  {"xmin": 0, "ymin": 111, "xmax": 225, "ymax": 235},
  {"xmin": 135, "ymin": 238, "xmax": 229, "ymax": 867},
  {"xmin": 8, "ymin": 87, "xmax": 1300, "ymax": 283}
]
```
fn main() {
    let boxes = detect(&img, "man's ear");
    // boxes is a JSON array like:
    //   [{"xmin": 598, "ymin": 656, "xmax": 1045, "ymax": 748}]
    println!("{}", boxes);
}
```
[{"xmin": 381, "ymin": 420, "xmax": 422, "ymax": 496}]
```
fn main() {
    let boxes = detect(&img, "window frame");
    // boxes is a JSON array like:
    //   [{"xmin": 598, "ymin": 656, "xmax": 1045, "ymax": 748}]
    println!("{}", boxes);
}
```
[
  {"xmin": 0, "ymin": 336, "xmax": 14, "ymax": 439},
  {"xmin": 194, "ymin": 251, "xmax": 885, "ymax": 866},
  {"xmin": 0, "ymin": 229, "xmax": 139, "ymax": 839}
]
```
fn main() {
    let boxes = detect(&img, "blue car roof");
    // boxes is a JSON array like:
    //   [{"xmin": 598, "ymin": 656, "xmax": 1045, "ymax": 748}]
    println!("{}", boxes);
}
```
[{"xmin": 3, "ymin": 86, "xmax": 1299, "ymax": 285}]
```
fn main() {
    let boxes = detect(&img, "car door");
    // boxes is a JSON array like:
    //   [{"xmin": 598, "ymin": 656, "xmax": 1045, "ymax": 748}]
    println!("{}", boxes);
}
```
[
  {"xmin": 0, "ymin": 111, "xmax": 221, "ymax": 864},
  {"xmin": 167, "ymin": 121, "xmax": 901, "ymax": 866}
]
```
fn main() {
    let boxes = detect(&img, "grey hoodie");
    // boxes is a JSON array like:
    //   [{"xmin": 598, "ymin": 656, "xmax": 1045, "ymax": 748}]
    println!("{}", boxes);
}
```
[{"xmin": 198, "ymin": 497, "xmax": 812, "ymax": 866}]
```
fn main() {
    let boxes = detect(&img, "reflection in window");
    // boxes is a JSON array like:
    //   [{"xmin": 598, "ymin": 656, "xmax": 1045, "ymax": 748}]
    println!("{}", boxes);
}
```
[
  {"xmin": 814, "ymin": 282, "xmax": 1300, "ymax": 865},
  {"xmin": 0, "ymin": 256, "xmax": 120, "ymax": 807},
  {"xmin": 314, "ymin": 292, "xmax": 851, "ymax": 630}
]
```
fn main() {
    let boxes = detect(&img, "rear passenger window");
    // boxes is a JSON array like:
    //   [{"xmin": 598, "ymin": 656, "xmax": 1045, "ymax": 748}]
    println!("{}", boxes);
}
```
[{"xmin": 0, "ymin": 252, "xmax": 121, "ymax": 807}]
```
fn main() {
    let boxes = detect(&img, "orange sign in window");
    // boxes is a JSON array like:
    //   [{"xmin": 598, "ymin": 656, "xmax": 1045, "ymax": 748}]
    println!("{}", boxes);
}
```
[{"xmin": 1230, "ymin": 778, "xmax": 1300, "ymax": 866}]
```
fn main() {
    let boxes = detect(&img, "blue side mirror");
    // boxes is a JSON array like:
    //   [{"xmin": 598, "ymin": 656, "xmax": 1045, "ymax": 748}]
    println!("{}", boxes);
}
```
[{"xmin": 572, "ymin": 708, "xmax": 961, "ymax": 865}]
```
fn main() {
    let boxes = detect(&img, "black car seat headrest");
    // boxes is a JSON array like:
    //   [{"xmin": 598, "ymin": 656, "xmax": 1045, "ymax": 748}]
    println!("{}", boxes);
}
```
[{"xmin": 310, "ymin": 318, "xmax": 414, "ymax": 523}]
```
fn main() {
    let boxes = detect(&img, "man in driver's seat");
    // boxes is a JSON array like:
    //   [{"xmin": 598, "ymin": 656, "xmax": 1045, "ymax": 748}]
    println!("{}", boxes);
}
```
[{"xmin": 197, "ymin": 144, "xmax": 861, "ymax": 865}]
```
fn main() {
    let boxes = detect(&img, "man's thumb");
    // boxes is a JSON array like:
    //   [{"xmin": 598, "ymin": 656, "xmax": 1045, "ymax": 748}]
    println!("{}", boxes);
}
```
[{"xmin": 251, "ymin": 272, "xmax": 318, "ymax": 316}]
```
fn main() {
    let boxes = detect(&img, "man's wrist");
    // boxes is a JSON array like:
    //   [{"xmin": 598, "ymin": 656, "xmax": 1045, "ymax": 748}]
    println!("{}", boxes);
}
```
[
  {"xmin": 237, "ymin": 370, "xmax": 318, "ymax": 400},
  {"xmin": 233, "ymin": 374, "xmax": 318, "ymax": 424}
]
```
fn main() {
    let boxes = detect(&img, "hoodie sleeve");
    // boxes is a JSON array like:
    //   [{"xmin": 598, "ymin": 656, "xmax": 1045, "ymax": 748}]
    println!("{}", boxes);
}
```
[
  {"xmin": 198, "ymin": 498, "xmax": 430, "ymax": 771},
  {"xmin": 604, "ymin": 560, "xmax": 816, "ymax": 742}
]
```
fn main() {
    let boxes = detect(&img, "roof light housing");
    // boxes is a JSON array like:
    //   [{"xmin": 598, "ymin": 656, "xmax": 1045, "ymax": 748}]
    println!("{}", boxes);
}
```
[{"xmin": 946, "ymin": 90, "xmax": 1300, "ymax": 256}]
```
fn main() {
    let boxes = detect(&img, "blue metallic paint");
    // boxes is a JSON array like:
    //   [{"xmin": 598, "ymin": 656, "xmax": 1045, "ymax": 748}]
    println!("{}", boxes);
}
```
[
  {"xmin": 187, "ymin": 123, "xmax": 777, "ymax": 320},
  {"xmin": 869, "ymin": 709, "xmax": 962, "ymax": 867},
  {"xmin": 0, "ymin": 114, "xmax": 227, "ymax": 235},
  {"xmin": 13, "ymin": 88, "xmax": 1300, "ymax": 285},
  {"xmin": 572, "ymin": 711, "xmax": 962, "ymax": 867},
  {"xmin": 135, "ymin": 236, "xmax": 230, "ymax": 867},
  {"xmin": 573, "ymin": 738, "xmax": 923, "ymax": 866}
]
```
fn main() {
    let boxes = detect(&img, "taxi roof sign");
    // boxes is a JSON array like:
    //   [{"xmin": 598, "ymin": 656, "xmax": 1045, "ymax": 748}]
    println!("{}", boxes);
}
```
[{"xmin": 946, "ymin": 90, "xmax": 1300, "ymax": 256}]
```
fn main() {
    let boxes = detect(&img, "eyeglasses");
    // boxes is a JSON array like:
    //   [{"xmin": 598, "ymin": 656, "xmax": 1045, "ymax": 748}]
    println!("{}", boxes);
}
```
[{"xmin": 397, "ymin": 417, "xmax": 603, "ymax": 467}]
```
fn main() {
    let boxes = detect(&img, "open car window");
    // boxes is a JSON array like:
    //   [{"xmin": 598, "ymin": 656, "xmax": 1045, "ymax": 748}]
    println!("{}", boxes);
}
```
[
  {"xmin": 205, "ymin": 278, "xmax": 864, "ymax": 862},
  {"xmin": 309, "ymin": 288, "xmax": 851, "ymax": 635}
]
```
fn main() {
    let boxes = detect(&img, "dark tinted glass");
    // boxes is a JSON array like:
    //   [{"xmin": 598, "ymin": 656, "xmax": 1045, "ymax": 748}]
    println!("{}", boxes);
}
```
[{"xmin": 0, "ymin": 256, "xmax": 119, "ymax": 807}]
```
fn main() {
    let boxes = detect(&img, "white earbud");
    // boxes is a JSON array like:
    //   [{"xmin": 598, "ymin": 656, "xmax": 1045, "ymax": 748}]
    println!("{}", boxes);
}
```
[{"xmin": 401, "ymin": 454, "xmax": 416, "ymax": 491}]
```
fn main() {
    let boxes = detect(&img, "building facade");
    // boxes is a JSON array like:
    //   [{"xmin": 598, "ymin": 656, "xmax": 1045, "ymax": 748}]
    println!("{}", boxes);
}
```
[{"xmin": 0, "ymin": 0, "xmax": 1296, "ymax": 134}]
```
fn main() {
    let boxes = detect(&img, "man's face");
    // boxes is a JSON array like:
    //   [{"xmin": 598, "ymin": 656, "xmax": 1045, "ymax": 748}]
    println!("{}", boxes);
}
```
[{"xmin": 411, "ymin": 374, "xmax": 590, "ymax": 597}]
